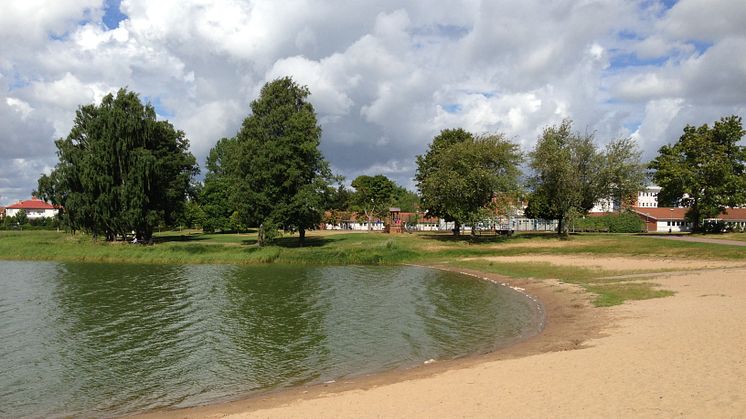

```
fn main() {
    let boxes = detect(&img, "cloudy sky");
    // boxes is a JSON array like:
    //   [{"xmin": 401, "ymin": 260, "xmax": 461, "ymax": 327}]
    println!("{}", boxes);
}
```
[{"xmin": 2, "ymin": 0, "xmax": 746, "ymax": 204}]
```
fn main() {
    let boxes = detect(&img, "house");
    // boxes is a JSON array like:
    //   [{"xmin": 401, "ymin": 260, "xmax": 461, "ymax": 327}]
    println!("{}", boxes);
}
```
[
  {"xmin": 4, "ymin": 197, "xmax": 59, "ymax": 219},
  {"xmin": 632, "ymin": 207, "xmax": 690, "ymax": 232},
  {"xmin": 0, "ymin": 206, "xmax": 5, "ymax": 219},
  {"xmin": 714, "ymin": 208, "xmax": 746, "ymax": 230},
  {"xmin": 631, "ymin": 207, "xmax": 746, "ymax": 232}
]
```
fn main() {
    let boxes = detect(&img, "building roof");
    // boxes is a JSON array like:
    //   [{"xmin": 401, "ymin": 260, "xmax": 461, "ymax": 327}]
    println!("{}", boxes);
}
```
[
  {"xmin": 631, "ymin": 207, "xmax": 688, "ymax": 220},
  {"xmin": 6, "ymin": 197, "xmax": 57, "ymax": 210},
  {"xmin": 718, "ymin": 208, "xmax": 746, "ymax": 221},
  {"xmin": 632, "ymin": 207, "xmax": 746, "ymax": 221}
]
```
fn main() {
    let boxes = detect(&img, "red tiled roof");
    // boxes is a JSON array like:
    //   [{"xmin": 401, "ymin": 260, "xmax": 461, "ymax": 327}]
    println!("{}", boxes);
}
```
[{"xmin": 6, "ymin": 198, "xmax": 57, "ymax": 210}]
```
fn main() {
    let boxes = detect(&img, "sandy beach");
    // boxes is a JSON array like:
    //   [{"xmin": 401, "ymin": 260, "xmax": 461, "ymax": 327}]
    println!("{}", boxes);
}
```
[{"xmin": 137, "ymin": 260, "xmax": 746, "ymax": 419}]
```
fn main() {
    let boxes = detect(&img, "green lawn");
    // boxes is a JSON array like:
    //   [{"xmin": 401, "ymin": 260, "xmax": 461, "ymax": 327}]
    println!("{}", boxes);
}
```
[{"xmin": 1, "ymin": 229, "xmax": 741, "ymax": 306}]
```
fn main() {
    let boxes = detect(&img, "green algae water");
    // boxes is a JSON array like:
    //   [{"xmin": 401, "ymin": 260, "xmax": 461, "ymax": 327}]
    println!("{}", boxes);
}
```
[{"xmin": 0, "ymin": 261, "xmax": 542, "ymax": 417}]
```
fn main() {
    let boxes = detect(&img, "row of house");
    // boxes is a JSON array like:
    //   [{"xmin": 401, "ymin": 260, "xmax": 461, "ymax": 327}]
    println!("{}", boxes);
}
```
[{"xmin": 5, "ymin": 191, "xmax": 746, "ymax": 234}]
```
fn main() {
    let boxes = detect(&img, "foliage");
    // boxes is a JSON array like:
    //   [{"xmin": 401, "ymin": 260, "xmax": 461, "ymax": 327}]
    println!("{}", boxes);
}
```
[
  {"xmin": 650, "ymin": 115, "xmax": 746, "ymax": 232},
  {"xmin": 527, "ymin": 120, "xmax": 644, "ymax": 235},
  {"xmin": 224, "ymin": 77, "xmax": 332, "ymax": 245},
  {"xmin": 325, "ymin": 182, "xmax": 352, "ymax": 211},
  {"xmin": 573, "ymin": 211, "xmax": 645, "ymax": 233},
  {"xmin": 200, "ymin": 138, "xmax": 236, "ymax": 233},
  {"xmin": 36, "ymin": 88, "xmax": 198, "ymax": 241},
  {"xmin": 601, "ymin": 137, "xmax": 647, "ymax": 210},
  {"xmin": 392, "ymin": 187, "xmax": 420, "ymax": 212},
  {"xmin": 416, "ymin": 129, "xmax": 522, "ymax": 235},
  {"xmin": 350, "ymin": 175, "xmax": 397, "ymax": 231},
  {"xmin": 415, "ymin": 128, "xmax": 472, "ymax": 226},
  {"xmin": 15, "ymin": 209, "xmax": 28, "ymax": 226}
]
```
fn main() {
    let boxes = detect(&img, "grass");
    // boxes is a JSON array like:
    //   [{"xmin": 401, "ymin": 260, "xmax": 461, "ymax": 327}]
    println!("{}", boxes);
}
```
[{"xmin": 2, "ymin": 229, "xmax": 742, "ymax": 306}]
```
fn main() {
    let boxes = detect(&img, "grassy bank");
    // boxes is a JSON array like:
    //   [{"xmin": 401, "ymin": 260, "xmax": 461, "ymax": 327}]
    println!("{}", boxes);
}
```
[{"xmin": 2, "ymin": 229, "xmax": 743, "ymax": 306}]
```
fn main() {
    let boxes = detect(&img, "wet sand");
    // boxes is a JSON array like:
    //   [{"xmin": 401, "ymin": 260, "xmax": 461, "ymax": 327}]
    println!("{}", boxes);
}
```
[{"xmin": 135, "ymin": 264, "xmax": 746, "ymax": 418}]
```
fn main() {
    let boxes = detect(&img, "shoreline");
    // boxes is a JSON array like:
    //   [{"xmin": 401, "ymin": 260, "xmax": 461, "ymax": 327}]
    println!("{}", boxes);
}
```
[{"xmin": 132, "ymin": 264, "xmax": 610, "ymax": 419}]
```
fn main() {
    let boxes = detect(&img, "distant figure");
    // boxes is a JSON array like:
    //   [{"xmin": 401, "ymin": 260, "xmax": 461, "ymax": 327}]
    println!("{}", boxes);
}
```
[{"xmin": 131, "ymin": 237, "xmax": 138, "ymax": 244}]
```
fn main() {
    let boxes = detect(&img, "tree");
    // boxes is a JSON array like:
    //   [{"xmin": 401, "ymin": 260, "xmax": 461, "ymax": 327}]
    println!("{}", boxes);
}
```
[
  {"xmin": 36, "ymin": 88, "xmax": 198, "ymax": 241},
  {"xmin": 526, "ymin": 120, "xmax": 604, "ymax": 236},
  {"xmin": 392, "ymin": 186, "xmax": 420, "ymax": 213},
  {"xmin": 229, "ymin": 77, "xmax": 331, "ymax": 246},
  {"xmin": 416, "ymin": 130, "xmax": 522, "ymax": 236},
  {"xmin": 650, "ymin": 115, "xmax": 746, "ymax": 232},
  {"xmin": 200, "ymin": 138, "xmax": 237, "ymax": 233},
  {"xmin": 350, "ymin": 175, "xmax": 397, "ymax": 231},
  {"xmin": 601, "ymin": 137, "xmax": 646, "ymax": 211},
  {"xmin": 15, "ymin": 209, "xmax": 28, "ymax": 226}
]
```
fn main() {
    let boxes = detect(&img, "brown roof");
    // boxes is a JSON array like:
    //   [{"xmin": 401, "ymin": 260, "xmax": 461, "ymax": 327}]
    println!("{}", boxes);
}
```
[
  {"xmin": 718, "ymin": 208, "xmax": 746, "ymax": 221},
  {"xmin": 6, "ymin": 198, "xmax": 57, "ymax": 210},
  {"xmin": 632, "ymin": 207, "xmax": 746, "ymax": 221},
  {"xmin": 631, "ymin": 207, "xmax": 688, "ymax": 220}
]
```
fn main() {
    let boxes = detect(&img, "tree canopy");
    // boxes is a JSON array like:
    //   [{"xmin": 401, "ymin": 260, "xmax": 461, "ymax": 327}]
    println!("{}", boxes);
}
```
[
  {"xmin": 350, "ymin": 174, "xmax": 397, "ymax": 231},
  {"xmin": 526, "ymin": 120, "xmax": 644, "ymax": 235},
  {"xmin": 36, "ymin": 88, "xmax": 198, "ymax": 241},
  {"xmin": 416, "ymin": 129, "xmax": 522, "ymax": 235},
  {"xmin": 220, "ymin": 77, "xmax": 331, "ymax": 245},
  {"xmin": 650, "ymin": 115, "xmax": 746, "ymax": 232}
]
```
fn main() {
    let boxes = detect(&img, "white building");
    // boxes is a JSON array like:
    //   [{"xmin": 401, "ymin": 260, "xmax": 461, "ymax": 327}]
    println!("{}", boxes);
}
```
[
  {"xmin": 4, "ymin": 198, "xmax": 59, "ymax": 219},
  {"xmin": 636, "ymin": 185, "xmax": 661, "ymax": 208}
]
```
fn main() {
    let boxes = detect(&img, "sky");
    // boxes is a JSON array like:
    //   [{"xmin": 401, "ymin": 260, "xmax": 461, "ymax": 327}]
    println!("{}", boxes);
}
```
[{"xmin": 1, "ymin": 0, "xmax": 746, "ymax": 205}]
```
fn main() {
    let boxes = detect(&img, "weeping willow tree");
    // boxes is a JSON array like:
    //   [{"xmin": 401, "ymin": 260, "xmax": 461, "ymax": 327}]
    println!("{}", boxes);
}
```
[{"xmin": 36, "ymin": 89, "xmax": 197, "ymax": 241}]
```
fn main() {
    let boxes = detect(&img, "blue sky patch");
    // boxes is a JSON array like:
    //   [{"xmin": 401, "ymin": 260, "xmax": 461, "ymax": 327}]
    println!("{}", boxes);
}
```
[
  {"xmin": 442, "ymin": 103, "xmax": 462, "ymax": 113},
  {"xmin": 144, "ymin": 96, "xmax": 174, "ymax": 119},
  {"xmin": 609, "ymin": 52, "xmax": 668, "ymax": 70},
  {"xmin": 103, "ymin": 0, "xmax": 128, "ymax": 29}
]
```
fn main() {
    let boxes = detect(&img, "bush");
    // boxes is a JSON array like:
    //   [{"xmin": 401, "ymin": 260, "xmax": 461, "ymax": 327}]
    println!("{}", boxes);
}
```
[
  {"xmin": 574, "ymin": 211, "xmax": 645, "ymax": 233},
  {"xmin": 702, "ymin": 220, "xmax": 728, "ymax": 234}
]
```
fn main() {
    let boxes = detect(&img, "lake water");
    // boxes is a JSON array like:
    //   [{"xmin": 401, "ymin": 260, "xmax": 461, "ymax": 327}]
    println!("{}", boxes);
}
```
[{"xmin": 0, "ymin": 261, "xmax": 542, "ymax": 418}]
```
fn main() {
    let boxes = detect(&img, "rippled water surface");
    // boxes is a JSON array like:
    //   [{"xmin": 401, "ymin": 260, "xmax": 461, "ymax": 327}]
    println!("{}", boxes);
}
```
[{"xmin": 0, "ymin": 261, "xmax": 541, "ymax": 417}]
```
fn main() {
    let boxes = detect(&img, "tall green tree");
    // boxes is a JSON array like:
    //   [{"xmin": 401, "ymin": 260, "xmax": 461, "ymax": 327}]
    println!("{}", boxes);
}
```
[
  {"xmin": 230, "ymin": 77, "xmax": 331, "ymax": 245},
  {"xmin": 350, "ymin": 175, "xmax": 397, "ymax": 231},
  {"xmin": 650, "ymin": 115, "xmax": 746, "ymax": 232},
  {"xmin": 416, "ymin": 130, "xmax": 522, "ymax": 236},
  {"xmin": 36, "ymin": 88, "xmax": 198, "ymax": 241},
  {"xmin": 526, "ymin": 120, "xmax": 604, "ymax": 235},
  {"xmin": 601, "ymin": 137, "xmax": 647, "ymax": 211},
  {"xmin": 200, "ymin": 137, "xmax": 237, "ymax": 233}
]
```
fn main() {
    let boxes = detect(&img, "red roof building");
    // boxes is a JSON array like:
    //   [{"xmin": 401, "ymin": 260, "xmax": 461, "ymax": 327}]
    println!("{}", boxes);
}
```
[
  {"xmin": 632, "ymin": 207, "xmax": 746, "ymax": 232},
  {"xmin": 5, "ymin": 197, "xmax": 59, "ymax": 219}
]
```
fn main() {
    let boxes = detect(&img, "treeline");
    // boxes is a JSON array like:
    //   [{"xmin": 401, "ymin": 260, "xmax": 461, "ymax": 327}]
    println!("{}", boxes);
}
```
[{"xmin": 35, "ymin": 76, "xmax": 746, "ymax": 243}]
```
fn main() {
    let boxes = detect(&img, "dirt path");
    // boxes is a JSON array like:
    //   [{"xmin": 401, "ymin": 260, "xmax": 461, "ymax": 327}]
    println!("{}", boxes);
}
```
[{"xmin": 647, "ymin": 234, "xmax": 746, "ymax": 246}]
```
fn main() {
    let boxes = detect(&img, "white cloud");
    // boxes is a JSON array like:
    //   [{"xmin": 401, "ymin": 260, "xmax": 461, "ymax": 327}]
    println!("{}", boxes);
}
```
[{"xmin": 1, "ymin": 0, "xmax": 746, "ymax": 203}]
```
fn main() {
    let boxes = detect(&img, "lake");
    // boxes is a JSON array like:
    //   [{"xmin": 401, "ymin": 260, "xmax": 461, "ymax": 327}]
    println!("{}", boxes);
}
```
[{"xmin": 0, "ymin": 261, "xmax": 542, "ymax": 417}]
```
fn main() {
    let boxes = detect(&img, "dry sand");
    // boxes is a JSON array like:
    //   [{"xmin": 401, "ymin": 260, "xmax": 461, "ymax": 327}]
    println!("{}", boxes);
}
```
[{"xmin": 137, "ymin": 264, "xmax": 746, "ymax": 419}]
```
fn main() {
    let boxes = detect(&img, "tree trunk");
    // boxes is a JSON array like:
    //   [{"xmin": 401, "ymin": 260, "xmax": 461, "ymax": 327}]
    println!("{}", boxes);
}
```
[
  {"xmin": 691, "ymin": 201, "xmax": 701, "ymax": 233},
  {"xmin": 558, "ymin": 216, "xmax": 567, "ymax": 237},
  {"xmin": 453, "ymin": 221, "xmax": 461, "ymax": 236},
  {"xmin": 299, "ymin": 228, "xmax": 306, "ymax": 247}
]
